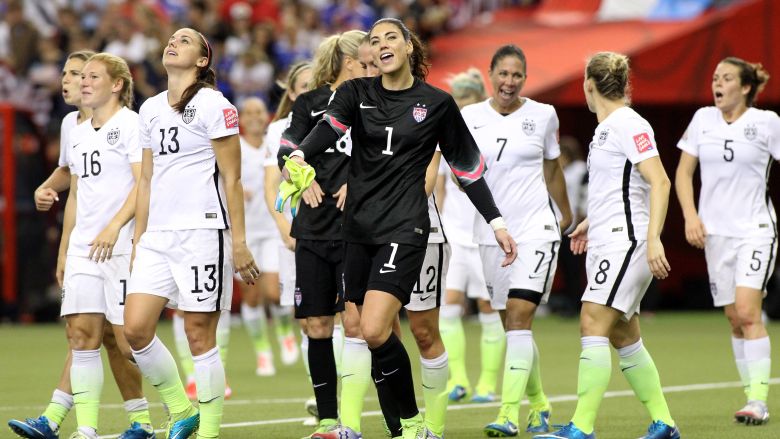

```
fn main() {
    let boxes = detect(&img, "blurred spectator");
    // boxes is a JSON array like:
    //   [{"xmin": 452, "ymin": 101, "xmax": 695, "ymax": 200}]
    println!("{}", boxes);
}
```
[
  {"xmin": 274, "ymin": 6, "xmax": 315, "ymax": 72},
  {"xmin": 224, "ymin": 2, "xmax": 254, "ymax": 57},
  {"xmin": 327, "ymin": 0, "xmax": 377, "ymax": 32},
  {"xmin": 219, "ymin": 0, "xmax": 281, "ymax": 26},
  {"xmin": 229, "ymin": 47, "xmax": 275, "ymax": 103},
  {"xmin": 0, "ymin": 0, "xmax": 40, "ymax": 75},
  {"xmin": 103, "ymin": 19, "xmax": 149, "ymax": 64}
]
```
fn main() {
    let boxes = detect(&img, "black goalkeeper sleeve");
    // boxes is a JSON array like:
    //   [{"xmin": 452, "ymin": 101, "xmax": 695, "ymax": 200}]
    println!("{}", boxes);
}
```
[
  {"xmin": 276, "ymin": 120, "xmax": 341, "ymax": 169},
  {"xmin": 462, "ymin": 177, "xmax": 502, "ymax": 224}
]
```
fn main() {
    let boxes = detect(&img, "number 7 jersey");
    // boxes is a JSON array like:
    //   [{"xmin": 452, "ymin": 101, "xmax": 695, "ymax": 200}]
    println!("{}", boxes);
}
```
[
  {"xmin": 677, "ymin": 106, "xmax": 780, "ymax": 238},
  {"xmin": 138, "ymin": 88, "xmax": 240, "ymax": 232}
]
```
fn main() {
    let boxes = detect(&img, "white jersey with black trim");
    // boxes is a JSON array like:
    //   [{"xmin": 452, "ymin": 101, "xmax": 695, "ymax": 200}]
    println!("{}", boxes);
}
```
[
  {"xmin": 439, "ymin": 159, "xmax": 477, "ymax": 247},
  {"xmin": 139, "ymin": 88, "xmax": 239, "ymax": 231},
  {"xmin": 58, "ymin": 111, "xmax": 79, "ymax": 167},
  {"xmin": 677, "ymin": 106, "xmax": 780, "ymax": 238},
  {"xmin": 587, "ymin": 106, "xmax": 659, "ymax": 244},
  {"xmin": 241, "ymin": 135, "xmax": 276, "ymax": 240},
  {"xmin": 428, "ymin": 193, "xmax": 445, "ymax": 244},
  {"xmin": 67, "ymin": 107, "xmax": 141, "ymax": 256},
  {"xmin": 263, "ymin": 116, "xmax": 294, "ymax": 222},
  {"xmin": 461, "ymin": 98, "xmax": 561, "ymax": 245}
]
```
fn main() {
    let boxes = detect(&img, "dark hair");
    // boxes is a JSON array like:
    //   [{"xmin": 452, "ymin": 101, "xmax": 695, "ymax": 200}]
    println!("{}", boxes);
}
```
[
  {"xmin": 586, "ymin": 51, "xmax": 630, "ymax": 101},
  {"xmin": 721, "ymin": 56, "xmax": 770, "ymax": 107},
  {"xmin": 172, "ymin": 29, "xmax": 217, "ymax": 113},
  {"xmin": 369, "ymin": 18, "xmax": 430, "ymax": 81},
  {"xmin": 489, "ymin": 44, "xmax": 527, "ymax": 74}
]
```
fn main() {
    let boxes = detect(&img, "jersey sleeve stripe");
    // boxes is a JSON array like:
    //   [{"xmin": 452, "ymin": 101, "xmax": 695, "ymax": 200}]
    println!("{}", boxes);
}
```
[
  {"xmin": 450, "ymin": 155, "xmax": 486, "ymax": 182},
  {"xmin": 280, "ymin": 137, "xmax": 299, "ymax": 150},
  {"xmin": 213, "ymin": 163, "xmax": 229, "ymax": 229},
  {"xmin": 324, "ymin": 114, "xmax": 349, "ymax": 136},
  {"xmin": 216, "ymin": 230, "xmax": 224, "ymax": 312},
  {"xmin": 621, "ymin": 160, "xmax": 636, "ymax": 241}
]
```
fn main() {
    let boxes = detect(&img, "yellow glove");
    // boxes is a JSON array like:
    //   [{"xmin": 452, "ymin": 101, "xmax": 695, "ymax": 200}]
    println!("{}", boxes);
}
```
[{"xmin": 275, "ymin": 155, "xmax": 316, "ymax": 217}]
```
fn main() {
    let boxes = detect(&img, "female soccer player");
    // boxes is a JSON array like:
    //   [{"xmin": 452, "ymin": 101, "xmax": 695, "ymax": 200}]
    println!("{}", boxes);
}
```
[
  {"xmin": 675, "ymin": 57, "xmax": 777, "ymax": 425},
  {"xmin": 464, "ymin": 44, "xmax": 571, "ymax": 437},
  {"xmin": 536, "ymin": 52, "xmax": 678, "ymax": 439},
  {"xmin": 123, "ymin": 28, "xmax": 258, "ymax": 439},
  {"xmin": 59, "ymin": 52, "xmax": 150, "ymax": 439},
  {"xmin": 438, "ymin": 69, "xmax": 507, "ymax": 408},
  {"xmin": 9, "ymin": 50, "xmax": 153, "ymax": 439},
  {"xmin": 284, "ymin": 18, "xmax": 517, "ymax": 439}
]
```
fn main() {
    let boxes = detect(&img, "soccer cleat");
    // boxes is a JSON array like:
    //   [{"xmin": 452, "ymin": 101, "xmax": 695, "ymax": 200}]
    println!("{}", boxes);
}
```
[
  {"xmin": 526, "ymin": 407, "xmax": 551, "ymax": 433},
  {"xmin": 8, "ymin": 416, "xmax": 59, "ymax": 439},
  {"xmin": 638, "ymin": 421, "xmax": 680, "ymax": 439},
  {"xmin": 484, "ymin": 404, "xmax": 518, "ymax": 437},
  {"xmin": 471, "ymin": 393, "xmax": 497, "ymax": 403},
  {"xmin": 118, "ymin": 422, "xmax": 156, "ymax": 439},
  {"xmin": 448, "ymin": 385, "xmax": 468, "ymax": 402},
  {"xmin": 309, "ymin": 425, "xmax": 362, "ymax": 439},
  {"xmin": 185, "ymin": 378, "xmax": 197, "ymax": 401},
  {"xmin": 400, "ymin": 415, "xmax": 426, "ymax": 439},
  {"xmin": 256, "ymin": 351, "xmax": 276, "ymax": 376},
  {"xmin": 225, "ymin": 381, "xmax": 233, "ymax": 400},
  {"xmin": 425, "ymin": 430, "xmax": 443, "ymax": 439},
  {"xmin": 734, "ymin": 400, "xmax": 770, "ymax": 425},
  {"xmin": 165, "ymin": 411, "xmax": 198, "ymax": 439},
  {"xmin": 305, "ymin": 397, "xmax": 319, "ymax": 418},
  {"xmin": 533, "ymin": 422, "xmax": 595, "ymax": 439},
  {"xmin": 281, "ymin": 334, "xmax": 300, "ymax": 365},
  {"xmin": 67, "ymin": 433, "xmax": 94, "ymax": 439},
  {"xmin": 304, "ymin": 419, "xmax": 339, "ymax": 439}
]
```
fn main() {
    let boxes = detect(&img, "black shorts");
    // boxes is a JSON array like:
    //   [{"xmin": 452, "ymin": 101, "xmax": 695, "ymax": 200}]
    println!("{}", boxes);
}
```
[
  {"xmin": 294, "ymin": 239, "xmax": 345, "ymax": 318},
  {"xmin": 343, "ymin": 242, "xmax": 427, "ymax": 306}
]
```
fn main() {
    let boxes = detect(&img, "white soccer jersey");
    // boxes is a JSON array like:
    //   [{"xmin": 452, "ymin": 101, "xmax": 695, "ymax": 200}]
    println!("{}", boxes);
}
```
[
  {"xmin": 58, "ymin": 111, "xmax": 79, "ymax": 167},
  {"xmin": 67, "ymin": 107, "xmax": 141, "ymax": 257},
  {"xmin": 677, "ymin": 106, "xmax": 780, "ymax": 238},
  {"xmin": 587, "ymin": 106, "xmax": 659, "ymax": 244},
  {"xmin": 461, "ymin": 98, "xmax": 561, "ymax": 245},
  {"xmin": 139, "ymin": 89, "xmax": 239, "ymax": 231},
  {"xmin": 439, "ymin": 161, "xmax": 476, "ymax": 247},
  {"xmin": 241, "ymin": 136, "xmax": 276, "ymax": 240},
  {"xmin": 428, "ymin": 193, "xmax": 445, "ymax": 244}
]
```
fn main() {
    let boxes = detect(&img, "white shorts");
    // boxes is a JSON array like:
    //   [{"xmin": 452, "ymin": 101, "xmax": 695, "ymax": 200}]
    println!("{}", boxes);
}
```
[
  {"xmin": 446, "ymin": 243, "xmax": 489, "ymax": 300},
  {"xmin": 480, "ymin": 240, "xmax": 559, "ymax": 310},
  {"xmin": 129, "ymin": 229, "xmax": 233, "ymax": 312},
  {"xmin": 581, "ymin": 240, "xmax": 651, "ymax": 321},
  {"xmin": 705, "ymin": 235, "xmax": 777, "ymax": 307},
  {"xmin": 405, "ymin": 243, "xmax": 451, "ymax": 312},
  {"xmin": 61, "ymin": 254, "xmax": 130, "ymax": 325},
  {"xmin": 235, "ymin": 236, "xmax": 282, "ymax": 281},
  {"xmin": 279, "ymin": 244, "xmax": 296, "ymax": 307}
]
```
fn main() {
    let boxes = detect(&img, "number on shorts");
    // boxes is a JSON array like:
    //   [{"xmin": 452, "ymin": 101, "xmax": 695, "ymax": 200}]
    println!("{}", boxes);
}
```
[
  {"xmin": 119, "ymin": 279, "xmax": 127, "ymax": 305},
  {"xmin": 191, "ymin": 264, "xmax": 218, "ymax": 294},
  {"xmin": 750, "ymin": 250, "xmax": 762, "ymax": 271},
  {"xmin": 533, "ymin": 250, "xmax": 545, "ymax": 273},
  {"xmin": 383, "ymin": 243, "xmax": 399, "ymax": 269},
  {"xmin": 595, "ymin": 259, "xmax": 610, "ymax": 284},
  {"xmin": 425, "ymin": 266, "xmax": 436, "ymax": 293}
]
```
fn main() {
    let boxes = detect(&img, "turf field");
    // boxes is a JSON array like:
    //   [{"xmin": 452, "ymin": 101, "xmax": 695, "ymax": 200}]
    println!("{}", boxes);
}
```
[{"xmin": 2, "ymin": 312, "xmax": 778, "ymax": 438}]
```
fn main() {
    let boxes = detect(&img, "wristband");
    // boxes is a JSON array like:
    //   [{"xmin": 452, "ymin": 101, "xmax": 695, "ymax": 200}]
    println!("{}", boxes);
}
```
[
  {"xmin": 290, "ymin": 150, "xmax": 305, "ymax": 160},
  {"xmin": 490, "ymin": 217, "xmax": 507, "ymax": 232}
]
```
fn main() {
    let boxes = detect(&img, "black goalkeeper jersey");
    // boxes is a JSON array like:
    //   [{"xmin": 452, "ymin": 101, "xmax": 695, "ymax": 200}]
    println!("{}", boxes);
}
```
[
  {"xmin": 301, "ymin": 76, "xmax": 487, "ymax": 248},
  {"xmin": 280, "ymin": 85, "xmax": 349, "ymax": 241}
]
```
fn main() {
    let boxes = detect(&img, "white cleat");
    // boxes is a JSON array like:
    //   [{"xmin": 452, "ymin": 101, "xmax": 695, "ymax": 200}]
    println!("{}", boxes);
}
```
[
  {"xmin": 735, "ymin": 400, "xmax": 770, "ymax": 425},
  {"xmin": 281, "ymin": 334, "xmax": 300, "ymax": 365},
  {"xmin": 256, "ymin": 350, "xmax": 276, "ymax": 376}
]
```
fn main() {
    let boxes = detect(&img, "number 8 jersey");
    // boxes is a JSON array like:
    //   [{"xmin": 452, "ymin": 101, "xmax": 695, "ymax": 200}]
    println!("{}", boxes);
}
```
[
  {"xmin": 139, "ymin": 88, "xmax": 240, "ymax": 231},
  {"xmin": 677, "ymin": 107, "xmax": 780, "ymax": 238}
]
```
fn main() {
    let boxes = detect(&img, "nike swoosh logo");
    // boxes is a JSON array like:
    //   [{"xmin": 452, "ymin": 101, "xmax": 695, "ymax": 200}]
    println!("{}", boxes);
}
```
[
  {"xmin": 150, "ymin": 116, "xmax": 159, "ymax": 124},
  {"xmin": 420, "ymin": 295, "xmax": 431, "ymax": 301},
  {"xmin": 196, "ymin": 296, "xmax": 209, "ymax": 302},
  {"xmin": 313, "ymin": 382, "xmax": 328, "ymax": 388},
  {"xmin": 579, "ymin": 357, "xmax": 591, "ymax": 361},
  {"xmin": 310, "ymin": 109, "xmax": 326, "ymax": 117},
  {"xmin": 422, "ymin": 384, "xmax": 434, "ymax": 389},
  {"xmin": 528, "ymin": 272, "xmax": 545, "ymax": 279},
  {"xmin": 199, "ymin": 396, "xmax": 221, "ymax": 404},
  {"xmin": 379, "ymin": 268, "xmax": 396, "ymax": 274},
  {"xmin": 473, "ymin": 125, "xmax": 487, "ymax": 130},
  {"xmin": 509, "ymin": 366, "xmax": 528, "ymax": 371},
  {"xmin": 744, "ymin": 272, "xmax": 762, "ymax": 276},
  {"xmin": 359, "ymin": 102, "xmax": 377, "ymax": 109},
  {"xmin": 621, "ymin": 364, "xmax": 639, "ymax": 372},
  {"xmin": 588, "ymin": 287, "xmax": 603, "ymax": 291},
  {"xmin": 374, "ymin": 378, "xmax": 385, "ymax": 384},
  {"xmin": 72, "ymin": 391, "xmax": 88, "ymax": 396},
  {"xmin": 381, "ymin": 368, "xmax": 399, "ymax": 376},
  {"xmin": 342, "ymin": 374, "xmax": 355, "ymax": 378},
  {"xmin": 72, "ymin": 143, "xmax": 80, "ymax": 149}
]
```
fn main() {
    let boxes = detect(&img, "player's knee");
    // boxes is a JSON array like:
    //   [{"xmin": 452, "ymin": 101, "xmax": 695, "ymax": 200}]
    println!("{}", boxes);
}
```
[
  {"xmin": 342, "ymin": 315, "xmax": 362, "ymax": 338},
  {"xmin": 68, "ymin": 324, "xmax": 102, "ymax": 350},
  {"xmin": 123, "ymin": 323, "xmax": 154, "ymax": 350},
  {"xmin": 735, "ymin": 303, "xmax": 761, "ymax": 330},
  {"xmin": 306, "ymin": 316, "xmax": 334, "ymax": 338},
  {"xmin": 360, "ymin": 321, "xmax": 388, "ymax": 348},
  {"xmin": 102, "ymin": 325, "xmax": 118, "ymax": 349},
  {"xmin": 410, "ymin": 322, "xmax": 436, "ymax": 352}
]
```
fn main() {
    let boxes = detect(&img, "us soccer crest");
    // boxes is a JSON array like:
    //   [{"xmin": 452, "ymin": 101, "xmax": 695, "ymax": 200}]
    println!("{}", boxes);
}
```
[
  {"xmin": 106, "ymin": 128, "xmax": 120, "ymax": 145},
  {"xmin": 598, "ymin": 129, "xmax": 609, "ymax": 145},
  {"xmin": 182, "ymin": 107, "xmax": 196, "ymax": 124},
  {"xmin": 294, "ymin": 286, "xmax": 302, "ymax": 306},
  {"xmin": 522, "ymin": 118, "xmax": 536, "ymax": 135},
  {"xmin": 412, "ymin": 104, "xmax": 427, "ymax": 123},
  {"xmin": 744, "ymin": 124, "xmax": 757, "ymax": 141}
]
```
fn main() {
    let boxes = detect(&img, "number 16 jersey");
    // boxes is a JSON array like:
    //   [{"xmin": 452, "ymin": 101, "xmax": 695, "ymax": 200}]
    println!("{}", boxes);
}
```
[
  {"xmin": 677, "ymin": 106, "xmax": 780, "ymax": 238},
  {"xmin": 139, "ymin": 88, "xmax": 240, "ymax": 232}
]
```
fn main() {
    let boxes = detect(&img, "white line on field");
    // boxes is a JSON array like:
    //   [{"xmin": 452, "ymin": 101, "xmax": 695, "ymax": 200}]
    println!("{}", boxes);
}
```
[{"xmin": 91, "ymin": 378, "xmax": 779, "ymax": 438}]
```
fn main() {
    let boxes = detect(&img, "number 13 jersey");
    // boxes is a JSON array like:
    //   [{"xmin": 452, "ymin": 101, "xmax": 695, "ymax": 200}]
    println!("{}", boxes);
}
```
[
  {"xmin": 677, "ymin": 106, "xmax": 780, "ymax": 238},
  {"xmin": 139, "ymin": 88, "xmax": 240, "ymax": 232}
]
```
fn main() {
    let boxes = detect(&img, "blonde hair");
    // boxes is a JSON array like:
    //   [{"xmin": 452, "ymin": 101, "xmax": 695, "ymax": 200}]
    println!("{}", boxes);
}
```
[
  {"xmin": 449, "ymin": 68, "xmax": 486, "ymax": 101},
  {"xmin": 87, "ymin": 53, "xmax": 135, "ymax": 109},
  {"xmin": 721, "ymin": 56, "xmax": 771, "ymax": 107},
  {"xmin": 68, "ymin": 50, "xmax": 97, "ymax": 63},
  {"xmin": 310, "ymin": 30, "xmax": 367, "ymax": 89},
  {"xmin": 274, "ymin": 62, "xmax": 312, "ymax": 122},
  {"xmin": 586, "ymin": 52, "xmax": 630, "ymax": 101}
]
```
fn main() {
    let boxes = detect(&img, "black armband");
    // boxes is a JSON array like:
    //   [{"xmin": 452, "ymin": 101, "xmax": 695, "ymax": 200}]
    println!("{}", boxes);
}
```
[{"xmin": 462, "ymin": 177, "xmax": 501, "ymax": 224}]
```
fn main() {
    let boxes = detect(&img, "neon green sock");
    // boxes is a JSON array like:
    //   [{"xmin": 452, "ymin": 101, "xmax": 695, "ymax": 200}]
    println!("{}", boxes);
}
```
[
  {"xmin": 41, "ymin": 389, "xmax": 72, "ymax": 428},
  {"xmin": 439, "ymin": 305, "xmax": 469, "ymax": 391},
  {"xmin": 745, "ymin": 337, "xmax": 772, "ymax": 402},
  {"xmin": 526, "ymin": 339, "xmax": 549, "ymax": 409},
  {"xmin": 476, "ymin": 312, "xmax": 505, "ymax": 396},
  {"xmin": 333, "ymin": 324, "xmax": 344, "ymax": 376},
  {"xmin": 619, "ymin": 340, "xmax": 674, "ymax": 426},
  {"xmin": 242, "ymin": 304, "xmax": 272, "ymax": 353},
  {"xmin": 340, "ymin": 337, "xmax": 372, "ymax": 431},
  {"xmin": 499, "ymin": 330, "xmax": 533, "ymax": 424},
  {"xmin": 193, "ymin": 347, "xmax": 225, "ymax": 438},
  {"xmin": 570, "ymin": 339, "xmax": 611, "ymax": 434},
  {"xmin": 71, "ymin": 349, "xmax": 103, "ymax": 432},
  {"xmin": 172, "ymin": 314, "xmax": 195, "ymax": 379},
  {"xmin": 217, "ymin": 311, "xmax": 231, "ymax": 367},
  {"xmin": 421, "ymin": 353, "xmax": 449, "ymax": 436},
  {"xmin": 124, "ymin": 398, "xmax": 152, "ymax": 426},
  {"xmin": 731, "ymin": 336, "xmax": 751, "ymax": 399}
]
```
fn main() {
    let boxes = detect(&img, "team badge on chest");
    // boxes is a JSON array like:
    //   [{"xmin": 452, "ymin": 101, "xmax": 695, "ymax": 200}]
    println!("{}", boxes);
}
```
[
  {"xmin": 412, "ymin": 104, "xmax": 427, "ymax": 123},
  {"xmin": 522, "ymin": 118, "xmax": 536, "ymax": 135},
  {"xmin": 106, "ymin": 128, "xmax": 120, "ymax": 145},
  {"xmin": 182, "ymin": 106, "xmax": 196, "ymax": 124},
  {"xmin": 744, "ymin": 124, "xmax": 757, "ymax": 141},
  {"xmin": 598, "ymin": 129, "xmax": 609, "ymax": 146}
]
